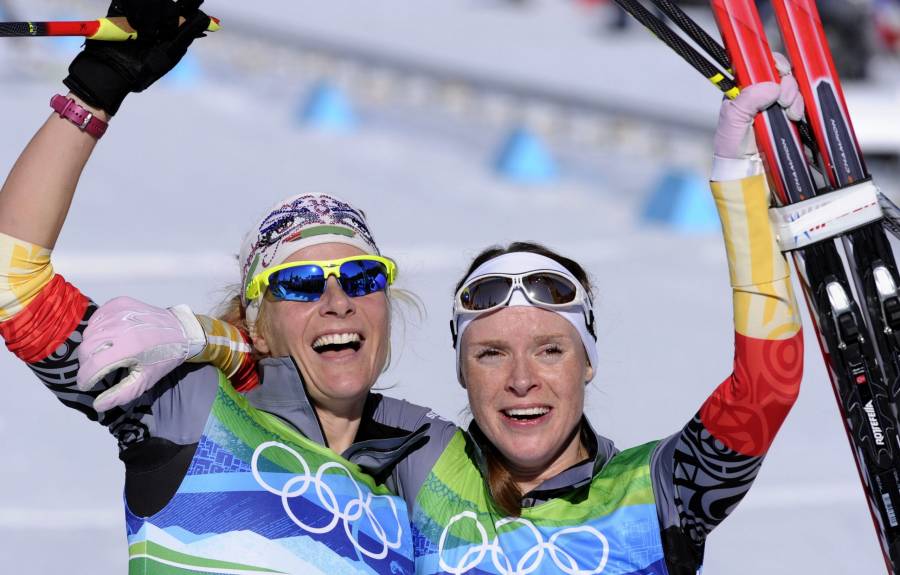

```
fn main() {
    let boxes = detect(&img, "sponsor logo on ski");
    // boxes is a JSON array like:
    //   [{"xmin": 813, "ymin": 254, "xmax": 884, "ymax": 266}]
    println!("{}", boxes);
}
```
[
  {"xmin": 828, "ymin": 117, "xmax": 852, "ymax": 178},
  {"xmin": 864, "ymin": 400, "xmax": 886, "ymax": 446},
  {"xmin": 778, "ymin": 137, "xmax": 804, "ymax": 194}
]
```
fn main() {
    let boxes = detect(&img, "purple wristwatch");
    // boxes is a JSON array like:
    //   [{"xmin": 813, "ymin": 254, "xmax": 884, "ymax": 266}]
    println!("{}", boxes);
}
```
[{"xmin": 50, "ymin": 94, "xmax": 108, "ymax": 140}]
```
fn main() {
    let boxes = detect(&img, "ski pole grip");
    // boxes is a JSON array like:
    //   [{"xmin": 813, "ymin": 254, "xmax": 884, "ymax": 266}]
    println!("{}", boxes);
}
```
[
  {"xmin": 769, "ymin": 179, "xmax": 882, "ymax": 251},
  {"xmin": 92, "ymin": 15, "xmax": 220, "ymax": 41}
]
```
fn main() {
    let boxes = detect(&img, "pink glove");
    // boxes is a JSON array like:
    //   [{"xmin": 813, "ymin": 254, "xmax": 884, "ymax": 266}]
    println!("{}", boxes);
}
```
[
  {"xmin": 714, "ymin": 53, "xmax": 805, "ymax": 160},
  {"xmin": 77, "ymin": 296, "xmax": 206, "ymax": 412}
]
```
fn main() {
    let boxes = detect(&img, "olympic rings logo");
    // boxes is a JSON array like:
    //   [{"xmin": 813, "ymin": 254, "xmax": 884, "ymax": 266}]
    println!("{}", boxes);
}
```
[
  {"xmin": 438, "ymin": 511, "xmax": 609, "ymax": 575},
  {"xmin": 251, "ymin": 441, "xmax": 405, "ymax": 560}
]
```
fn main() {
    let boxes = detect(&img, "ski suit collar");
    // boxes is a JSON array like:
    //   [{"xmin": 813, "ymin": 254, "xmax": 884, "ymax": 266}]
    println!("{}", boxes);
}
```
[
  {"xmin": 465, "ymin": 416, "xmax": 619, "ymax": 507},
  {"xmin": 245, "ymin": 356, "xmax": 430, "ymax": 482}
]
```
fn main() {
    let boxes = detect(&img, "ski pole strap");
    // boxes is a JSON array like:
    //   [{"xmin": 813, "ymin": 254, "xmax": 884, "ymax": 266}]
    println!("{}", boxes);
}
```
[{"xmin": 769, "ymin": 179, "xmax": 882, "ymax": 251}]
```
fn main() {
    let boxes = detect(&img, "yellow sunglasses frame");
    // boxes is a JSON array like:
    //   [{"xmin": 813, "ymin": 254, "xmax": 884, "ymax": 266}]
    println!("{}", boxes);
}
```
[{"xmin": 244, "ymin": 255, "xmax": 397, "ymax": 301}]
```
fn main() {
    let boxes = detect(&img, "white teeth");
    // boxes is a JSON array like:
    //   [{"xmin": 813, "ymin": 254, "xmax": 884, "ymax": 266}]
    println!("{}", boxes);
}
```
[
  {"xmin": 312, "ymin": 333, "xmax": 361, "ymax": 349},
  {"xmin": 505, "ymin": 407, "xmax": 550, "ymax": 417}
]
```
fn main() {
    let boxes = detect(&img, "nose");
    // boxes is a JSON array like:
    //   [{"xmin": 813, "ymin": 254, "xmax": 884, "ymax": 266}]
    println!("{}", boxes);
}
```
[
  {"xmin": 318, "ymin": 276, "xmax": 355, "ymax": 318},
  {"xmin": 506, "ymin": 354, "xmax": 539, "ymax": 396}
]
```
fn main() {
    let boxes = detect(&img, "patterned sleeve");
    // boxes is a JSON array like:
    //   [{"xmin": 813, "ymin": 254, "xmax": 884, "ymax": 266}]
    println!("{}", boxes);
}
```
[
  {"xmin": 652, "ymin": 170, "xmax": 804, "ymax": 553},
  {"xmin": 189, "ymin": 314, "xmax": 259, "ymax": 392},
  {"xmin": 0, "ymin": 272, "xmax": 164, "ymax": 450},
  {"xmin": 0, "ymin": 232, "xmax": 217, "ymax": 454}
]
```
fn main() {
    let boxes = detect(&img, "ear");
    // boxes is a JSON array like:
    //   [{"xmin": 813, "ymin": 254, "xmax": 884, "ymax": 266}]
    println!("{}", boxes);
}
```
[
  {"xmin": 456, "ymin": 354, "xmax": 467, "ymax": 389},
  {"xmin": 583, "ymin": 362, "xmax": 594, "ymax": 385},
  {"xmin": 248, "ymin": 299, "xmax": 273, "ymax": 356},
  {"xmin": 248, "ymin": 316, "xmax": 270, "ymax": 355},
  {"xmin": 457, "ymin": 338, "xmax": 467, "ymax": 389},
  {"xmin": 251, "ymin": 330, "xmax": 271, "ymax": 355}
]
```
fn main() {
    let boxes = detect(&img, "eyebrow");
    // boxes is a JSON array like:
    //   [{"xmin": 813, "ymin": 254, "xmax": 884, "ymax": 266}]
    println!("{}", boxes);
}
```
[
  {"xmin": 467, "ymin": 334, "xmax": 570, "ymax": 347},
  {"xmin": 531, "ymin": 334, "xmax": 570, "ymax": 344}
]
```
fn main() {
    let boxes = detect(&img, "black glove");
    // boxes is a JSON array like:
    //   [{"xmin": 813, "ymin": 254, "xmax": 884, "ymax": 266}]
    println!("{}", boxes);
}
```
[{"xmin": 63, "ymin": 0, "xmax": 210, "ymax": 115}]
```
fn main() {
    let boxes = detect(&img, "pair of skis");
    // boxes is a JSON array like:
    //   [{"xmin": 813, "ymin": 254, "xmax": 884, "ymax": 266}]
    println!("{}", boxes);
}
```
[
  {"xmin": 715, "ymin": 3, "xmax": 900, "ymax": 574},
  {"xmin": 619, "ymin": 0, "xmax": 900, "ymax": 571}
]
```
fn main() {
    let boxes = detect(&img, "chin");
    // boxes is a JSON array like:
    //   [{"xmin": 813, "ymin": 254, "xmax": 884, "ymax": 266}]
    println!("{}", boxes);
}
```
[
  {"xmin": 496, "ymin": 441, "xmax": 552, "ymax": 471},
  {"xmin": 319, "ymin": 375, "xmax": 375, "ymax": 398}
]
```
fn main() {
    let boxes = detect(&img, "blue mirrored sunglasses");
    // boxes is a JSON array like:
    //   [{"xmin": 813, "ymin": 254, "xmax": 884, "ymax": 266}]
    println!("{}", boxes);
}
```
[{"xmin": 246, "ymin": 255, "xmax": 396, "ymax": 303}]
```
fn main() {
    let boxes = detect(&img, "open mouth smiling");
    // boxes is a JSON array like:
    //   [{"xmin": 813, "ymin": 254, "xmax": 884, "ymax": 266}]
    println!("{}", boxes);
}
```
[
  {"xmin": 311, "ymin": 332, "xmax": 363, "ymax": 354},
  {"xmin": 502, "ymin": 406, "xmax": 552, "ymax": 422}
]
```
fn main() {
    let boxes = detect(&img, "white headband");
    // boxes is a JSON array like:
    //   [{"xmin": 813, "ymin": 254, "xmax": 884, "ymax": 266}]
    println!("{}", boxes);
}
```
[{"xmin": 452, "ymin": 251, "xmax": 598, "ymax": 386}]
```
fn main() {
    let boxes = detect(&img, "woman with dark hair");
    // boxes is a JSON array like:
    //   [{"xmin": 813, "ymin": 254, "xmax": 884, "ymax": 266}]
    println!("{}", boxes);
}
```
[{"xmin": 69, "ymin": 60, "xmax": 804, "ymax": 575}]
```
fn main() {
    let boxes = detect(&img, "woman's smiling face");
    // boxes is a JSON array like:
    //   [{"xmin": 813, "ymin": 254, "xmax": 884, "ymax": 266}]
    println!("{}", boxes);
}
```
[
  {"xmin": 253, "ymin": 243, "xmax": 390, "ymax": 410},
  {"xmin": 460, "ymin": 305, "xmax": 592, "ymax": 479}
]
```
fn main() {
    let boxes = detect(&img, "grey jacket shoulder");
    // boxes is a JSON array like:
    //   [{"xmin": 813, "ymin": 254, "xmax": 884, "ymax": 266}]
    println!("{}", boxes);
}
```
[
  {"xmin": 650, "ymin": 431, "xmax": 682, "ymax": 532},
  {"xmin": 372, "ymin": 395, "xmax": 459, "ymax": 510},
  {"xmin": 143, "ymin": 363, "xmax": 222, "ymax": 446}
]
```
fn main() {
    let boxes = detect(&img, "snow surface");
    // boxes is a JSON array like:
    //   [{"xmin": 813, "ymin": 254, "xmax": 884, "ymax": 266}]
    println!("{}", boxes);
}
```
[{"xmin": 1, "ymin": 1, "xmax": 899, "ymax": 573}]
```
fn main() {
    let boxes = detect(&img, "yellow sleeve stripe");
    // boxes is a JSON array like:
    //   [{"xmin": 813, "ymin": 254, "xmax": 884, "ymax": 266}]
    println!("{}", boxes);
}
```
[
  {"xmin": 712, "ymin": 174, "xmax": 789, "ymax": 289},
  {"xmin": 188, "ymin": 315, "xmax": 250, "ymax": 378},
  {"xmin": 711, "ymin": 175, "xmax": 801, "ymax": 340},
  {"xmin": 207, "ymin": 334, "xmax": 251, "ymax": 353},
  {"xmin": 0, "ymin": 232, "xmax": 54, "ymax": 322}
]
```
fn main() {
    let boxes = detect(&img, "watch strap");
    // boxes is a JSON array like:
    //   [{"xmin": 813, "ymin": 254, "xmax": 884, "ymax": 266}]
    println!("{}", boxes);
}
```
[{"xmin": 50, "ymin": 94, "xmax": 108, "ymax": 139}]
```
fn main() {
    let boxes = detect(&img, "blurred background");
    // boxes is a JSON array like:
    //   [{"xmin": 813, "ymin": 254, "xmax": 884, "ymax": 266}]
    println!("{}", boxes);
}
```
[{"xmin": 1, "ymin": 0, "xmax": 899, "ymax": 572}]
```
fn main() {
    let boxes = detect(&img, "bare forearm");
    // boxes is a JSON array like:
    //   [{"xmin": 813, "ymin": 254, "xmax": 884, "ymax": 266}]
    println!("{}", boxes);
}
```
[{"xmin": 0, "ymin": 94, "xmax": 109, "ymax": 248}]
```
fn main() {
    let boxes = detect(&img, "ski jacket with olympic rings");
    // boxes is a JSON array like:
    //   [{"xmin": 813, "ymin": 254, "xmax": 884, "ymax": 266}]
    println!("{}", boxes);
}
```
[
  {"xmin": 374, "ymin": 406, "xmax": 699, "ymax": 574},
  {"xmin": 0, "ymin": 261, "xmax": 432, "ymax": 574},
  {"xmin": 124, "ymin": 364, "xmax": 421, "ymax": 574},
  {"xmin": 416, "ymin": 429, "xmax": 667, "ymax": 575}
]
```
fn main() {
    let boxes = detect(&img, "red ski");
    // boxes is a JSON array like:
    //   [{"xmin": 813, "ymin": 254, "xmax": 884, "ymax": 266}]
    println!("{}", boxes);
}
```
[{"xmin": 771, "ymin": 0, "xmax": 866, "ymax": 188}]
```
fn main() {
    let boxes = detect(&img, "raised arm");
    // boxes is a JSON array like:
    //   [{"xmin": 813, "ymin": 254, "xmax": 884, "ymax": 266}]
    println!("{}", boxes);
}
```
[
  {"xmin": 0, "ymin": 95, "xmax": 106, "ymax": 248},
  {"xmin": 0, "ymin": 0, "xmax": 210, "ymax": 246},
  {"xmin": 653, "ymin": 60, "xmax": 805, "ymax": 560},
  {"xmin": 0, "ymin": 95, "xmax": 105, "ymax": 364},
  {"xmin": 0, "ymin": 0, "xmax": 211, "ymax": 422}
]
